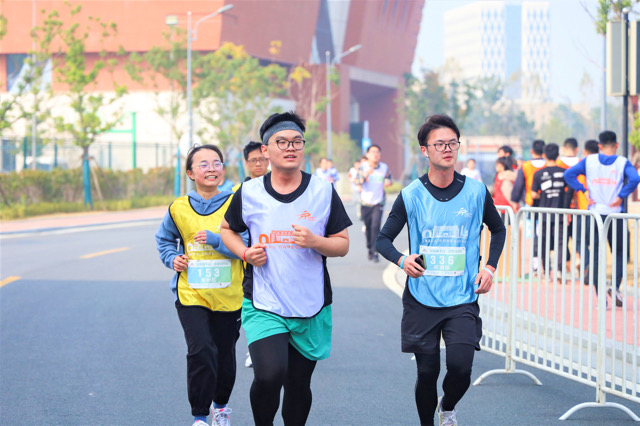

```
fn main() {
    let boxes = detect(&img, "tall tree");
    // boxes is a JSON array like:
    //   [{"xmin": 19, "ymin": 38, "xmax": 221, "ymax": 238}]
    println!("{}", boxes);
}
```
[
  {"xmin": 40, "ymin": 3, "xmax": 128, "ymax": 207},
  {"xmin": 128, "ymin": 28, "xmax": 188, "ymax": 156},
  {"xmin": 193, "ymin": 42, "xmax": 288, "ymax": 159},
  {"xmin": 593, "ymin": 0, "xmax": 640, "ymax": 35}
]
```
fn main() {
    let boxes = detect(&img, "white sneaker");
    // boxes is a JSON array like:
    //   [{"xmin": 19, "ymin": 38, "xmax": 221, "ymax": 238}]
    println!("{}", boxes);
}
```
[
  {"xmin": 437, "ymin": 396, "xmax": 458, "ymax": 426},
  {"xmin": 213, "ymin": 407, "xmax": 232, "ymax": 426},
  {"xmin": 245, "ymin": 352, "xmax": 253, "ymax": 368},
  {"xmin": 193, "ymin": 421, "xmax": 208, "ymax": 426}
]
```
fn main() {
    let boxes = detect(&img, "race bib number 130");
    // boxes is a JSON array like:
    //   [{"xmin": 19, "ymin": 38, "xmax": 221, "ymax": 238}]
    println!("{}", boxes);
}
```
[
  {"xmin": 187, "ymin": 259, "xmax": 231, "ymax": 288},
  {"xmin": 419, "ymin": 246, "xmax": 466, "ymax": 276}
]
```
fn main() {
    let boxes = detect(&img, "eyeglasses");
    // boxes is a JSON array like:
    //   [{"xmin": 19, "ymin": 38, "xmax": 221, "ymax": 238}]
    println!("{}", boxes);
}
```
[
  {"xmin": 426, "ymin": 141, "xmax": 461, "ymax": 152},
  {"xmin": 197, "ymin": 160, "xmax": 224, "ymax": 172},
  {"xmin": 247, "ymin": 157, "xmax": 268, "ymax": 165},
  {"xmin": 269, "ymin": 139, "xmax": 306, "ymax": 151}
]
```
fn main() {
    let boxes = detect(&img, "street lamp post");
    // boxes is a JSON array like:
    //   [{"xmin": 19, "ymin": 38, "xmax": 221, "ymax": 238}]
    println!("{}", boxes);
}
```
[
  {"xmin": 185, "ymin": 4, "xmax": 234, "ymax": 192},
  {"xmin": 324, "ymin": 44, "xmax": 362, "ymax": 160},
  {"xmin": 622, "ymin": 7, "xmax": 630, "ymax": 213},
  {"xmin": 179, "ymin": 4, "xmax": 234, "ymax": 192}
]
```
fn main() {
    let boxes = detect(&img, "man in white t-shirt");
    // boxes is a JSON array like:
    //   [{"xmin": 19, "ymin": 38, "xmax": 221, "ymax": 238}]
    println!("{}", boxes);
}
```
[
  {"xmin": 356, "ymin": 144, "xmax": 392, "ymax": 262},
  {"xmin": 460, "ymin": 158, "xmax": 482, "ymax": 182}
]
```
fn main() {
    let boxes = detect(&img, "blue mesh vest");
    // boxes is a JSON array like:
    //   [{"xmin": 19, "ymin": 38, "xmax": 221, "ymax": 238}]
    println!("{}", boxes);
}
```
[{"xmin": 402, "ymin": 177, "xmax": 486, "ymax": 307}]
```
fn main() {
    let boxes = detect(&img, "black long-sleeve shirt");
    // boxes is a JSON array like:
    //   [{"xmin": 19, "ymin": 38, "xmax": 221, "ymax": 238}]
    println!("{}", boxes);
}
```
[{"xmin": 376, "ymin": 172, "xmax": 506, "ymax": 268}]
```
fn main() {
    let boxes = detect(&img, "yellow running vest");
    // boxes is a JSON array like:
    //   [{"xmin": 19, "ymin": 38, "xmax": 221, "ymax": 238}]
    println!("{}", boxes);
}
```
[{"xmin": 169, "ymin": 195, "xmax": 243, "ymax": 311}]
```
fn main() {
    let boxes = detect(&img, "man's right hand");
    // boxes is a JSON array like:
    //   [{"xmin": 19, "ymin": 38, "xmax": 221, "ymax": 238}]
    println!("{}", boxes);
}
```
[
  {"xmin": 399, "ymin": 254, "xmax": 424, "ymax": 278},
  {"xmin": 245, "ymin": 243, "xmax": 267, "ymax": 266}
]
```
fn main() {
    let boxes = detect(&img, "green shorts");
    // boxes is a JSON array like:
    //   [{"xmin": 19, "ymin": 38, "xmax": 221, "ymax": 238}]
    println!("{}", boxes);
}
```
[{"xmin": 241, "ymin": 298, "xmax": 332, "ymax": 361}]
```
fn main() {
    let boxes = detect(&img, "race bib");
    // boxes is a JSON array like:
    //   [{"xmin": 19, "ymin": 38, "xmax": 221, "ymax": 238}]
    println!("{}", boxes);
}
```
[
  {"xmin": 187, "ymin": 259, "xmax": 231, "ymax": 288},
  {"xmin": 419, "ymin": 246, "xmax": 466, "ymax": 276}
]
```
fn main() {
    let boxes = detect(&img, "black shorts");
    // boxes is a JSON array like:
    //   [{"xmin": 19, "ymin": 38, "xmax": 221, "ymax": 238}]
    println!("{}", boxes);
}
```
[{"xmin": 401, "ymin": 287, "xmax": 482, "ymax": 354}]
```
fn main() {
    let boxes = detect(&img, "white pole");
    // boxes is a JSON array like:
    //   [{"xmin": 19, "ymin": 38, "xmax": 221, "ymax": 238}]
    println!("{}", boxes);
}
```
[
  {"xmin": 186, "ymin": 11, "xmax": 193, "ymax": 193},
  {"xmin": 326, "ymin": 50, "xmax": 332, "ymax": 160},
  {"xmin": 31, "ymin": 0, "xmax": 37, "ymax": 170}
]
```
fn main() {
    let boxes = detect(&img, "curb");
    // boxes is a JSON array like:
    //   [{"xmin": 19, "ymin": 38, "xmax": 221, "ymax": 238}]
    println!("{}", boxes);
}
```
[{"xmin": 0, "ymin": 216, "xmax": 162, "ymax": 240}]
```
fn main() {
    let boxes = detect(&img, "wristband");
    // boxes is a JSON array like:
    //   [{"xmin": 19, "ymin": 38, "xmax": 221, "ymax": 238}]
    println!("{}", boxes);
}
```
[
  {"xmin": 242, "ymin": 247, "xmax": 250, "ymax": 263},
  {"xmin": 399, "ymin": 255, "xmax": 407, "ymax": 269},
  {"xmin": 482, "ymin": 266, "xmax": 494, "ymax": 278}
]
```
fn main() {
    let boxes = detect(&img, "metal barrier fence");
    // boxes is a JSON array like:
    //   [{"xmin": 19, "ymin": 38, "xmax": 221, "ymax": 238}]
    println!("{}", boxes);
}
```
[{"xmin": 476, "ymin": 206, "xmax": 639, "ymax": 421}]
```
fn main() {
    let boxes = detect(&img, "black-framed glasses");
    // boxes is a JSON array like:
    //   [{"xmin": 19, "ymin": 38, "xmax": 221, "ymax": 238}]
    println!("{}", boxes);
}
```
[
  {"xmin": 197, "ymin": 160, "xmax": 224, "ymax": 172},
  {"xmin": 270, "ymin": 139, "xmax": 306, "ymax": 151},
  {"xmin": 426, "ymin": 141, "xmax": 461, "ymax": 152},
  {"xmin": 247, "ymin": 157, "xmax": 268, "ymax": 165}
]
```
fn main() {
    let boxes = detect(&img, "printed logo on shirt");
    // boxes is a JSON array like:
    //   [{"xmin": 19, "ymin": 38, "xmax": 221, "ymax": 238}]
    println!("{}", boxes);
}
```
[
  {"xmin": 297, "ymin": 210, "xmax": 317, "ymax": 221},
  {"xmin": 591, "ymin": 177, "xmax": 617, "ymax": 186},
  {"xmin": 186, "ymin": 240, "xmax": 215, "ymax": 255},
  {"xmin": 421, "ymin": 225, "xmax": 470, "ymax": 245},
  {"xmin": 258, "ymin": 230, "xmax": 300, "ymax": 249},
  {"xmin": 455, "ymin": 207, "xmax": 472, "ymax": 218}
]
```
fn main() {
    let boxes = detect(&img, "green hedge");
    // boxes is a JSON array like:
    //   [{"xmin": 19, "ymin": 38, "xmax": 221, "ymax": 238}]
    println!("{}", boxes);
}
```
[{"xmin": 0, "ymin": 167, "xmax": 175, "ymax": 220}]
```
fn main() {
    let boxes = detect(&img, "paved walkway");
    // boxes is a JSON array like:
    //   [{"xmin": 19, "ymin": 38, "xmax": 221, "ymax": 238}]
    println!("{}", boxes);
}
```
[{"xmin": 0, "ymin": 206, "xmax": 167, "ymax": 236}]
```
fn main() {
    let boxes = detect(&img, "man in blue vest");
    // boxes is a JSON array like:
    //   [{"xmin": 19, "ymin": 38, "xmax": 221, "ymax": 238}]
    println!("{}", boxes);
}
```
[
  {"xmin": 564, "ymin": 130, "xmax": 640, "ymax": 306},
  {"xmin": 220, "ymin": 111, "xmax": 352, "ymax": 425},
  {"xmin": 377, "ymin": 114, "xmax": 505, "ymax": 425}
]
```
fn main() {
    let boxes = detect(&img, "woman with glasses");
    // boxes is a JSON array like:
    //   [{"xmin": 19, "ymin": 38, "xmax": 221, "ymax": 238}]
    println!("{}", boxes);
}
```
[
  {"xmin": 221, "ymin": 111, "xmax": 352, "ymax": 426},
  {"xmin": 376, "ymin": 115, "xmax": 506, "ymax": 425},
  {"xmin": 155, "ymin": 144, "xmax": 247, "ymax": 426}
]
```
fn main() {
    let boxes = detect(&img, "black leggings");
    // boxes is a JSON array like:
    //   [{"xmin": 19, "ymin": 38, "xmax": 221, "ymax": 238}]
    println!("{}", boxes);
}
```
[
  {"xmin": 175, "ymin": 303, "xmax": 241, "ymax": 416},
  {"xmin": 249, "ymin": 333, "xmax": 317, "ymax": 426},
  {"xmin": 361, "ymin": 204, "xmax": 384, "ymax": 256},
  {"xmin": 414, "ymin": 344, "xmax": 476, "ymax": 426}
]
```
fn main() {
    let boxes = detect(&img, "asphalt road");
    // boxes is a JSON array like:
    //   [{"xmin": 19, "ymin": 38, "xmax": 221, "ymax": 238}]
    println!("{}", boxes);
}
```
[{"xmin": 1, "ymin": 201, "xmax": 638, "ymax": 425}]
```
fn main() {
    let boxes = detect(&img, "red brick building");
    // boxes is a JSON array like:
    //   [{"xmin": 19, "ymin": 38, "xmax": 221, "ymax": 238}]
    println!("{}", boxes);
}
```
[{"xmin": 1, "ymin": 0, "xmax": 424, "ymax": 176}]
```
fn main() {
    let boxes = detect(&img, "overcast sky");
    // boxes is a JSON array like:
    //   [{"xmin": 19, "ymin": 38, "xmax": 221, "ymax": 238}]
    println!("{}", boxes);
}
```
[{"xmin": 412, "ymin": 0, "xmax": 607, "ymax": 106}]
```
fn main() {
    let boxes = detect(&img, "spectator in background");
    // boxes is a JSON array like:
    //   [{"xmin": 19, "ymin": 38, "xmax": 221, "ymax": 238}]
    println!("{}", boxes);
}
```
[
  {"xmin": 555, "ymin": 137, "xmax": 580, "ymax": 274},
  {"xmin": 348, "ymin": 158, "xmax": 362, "ymax": 218},
  {"xmin": 357, "ymin": 144, "xmax": 392, "ymax": 263},
  {"xmin": 326, "ymin": 159, "xmax": 340, "ymax": 184},
  {"xmin": 564, "ymin": 131, "xmax": 640, "ymax": 306},
  {"xmin": 530, "ymin": 143, "xmax": 572, "ymax": 280},
  {"xmin": 493, "ymin": 157, "xmax": 518, "ymax": 211},
  {"xmin": 314, "ymin": 157, "xmax": 339, "ymax": 185},
  {"xmin": 569, "ymin": 139, "xmax": 599, "ymax": 282},
  {"xmin": 511, "ymin": 139, "xmax": 546, "ymax": 273},
  {"xmin": 461, "ymin": 158, "xmax": 482, "ymax": 182},
  {"xmin": 557, "ymin": 138, "xmax": 580, "ymax": 169},
  {"xmin": 497, "ymin": 145, "xmax": 517, "ymax": 170}
]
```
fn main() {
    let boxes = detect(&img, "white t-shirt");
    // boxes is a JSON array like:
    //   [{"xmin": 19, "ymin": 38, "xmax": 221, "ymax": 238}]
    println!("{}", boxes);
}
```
[{"xmin": 461, "ymin": 168, "xmax": 482, "ymax": 182}]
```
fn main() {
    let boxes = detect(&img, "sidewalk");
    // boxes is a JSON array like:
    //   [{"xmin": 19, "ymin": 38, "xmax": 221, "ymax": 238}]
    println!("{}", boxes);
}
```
[{"xmin": 0, "ymin": 206, "xmax": 167, "ymax": 236}]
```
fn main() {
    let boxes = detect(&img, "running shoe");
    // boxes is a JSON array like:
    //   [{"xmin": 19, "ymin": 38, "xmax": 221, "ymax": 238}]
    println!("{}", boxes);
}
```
[
  {"xmin": 607, "ymin": 288, "xmax": 623, "ymax": 307},
  {"xmin": 213, "ymin": 407, "xmax": 232, "ymax": 426},
  {"xmin": 192, "ymin": 421, "xmax": 208, "ymax": 426},
  {"xmin": 245, "ymin": 352, "xmax": 253, "ymax": 368},
  {"xmin": 437, "ymin": 396, "xmax": 458, "ymax": 426}
]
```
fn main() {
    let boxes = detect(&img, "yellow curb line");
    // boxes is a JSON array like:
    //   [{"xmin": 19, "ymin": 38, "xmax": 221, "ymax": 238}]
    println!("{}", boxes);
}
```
[
  {"xmin": 80, "ymin": 247, "xmax": 130, "ymax": 259},
  {"xmin": 0, "ymin": 276, "xmax": 21, "ymax": 288}
]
